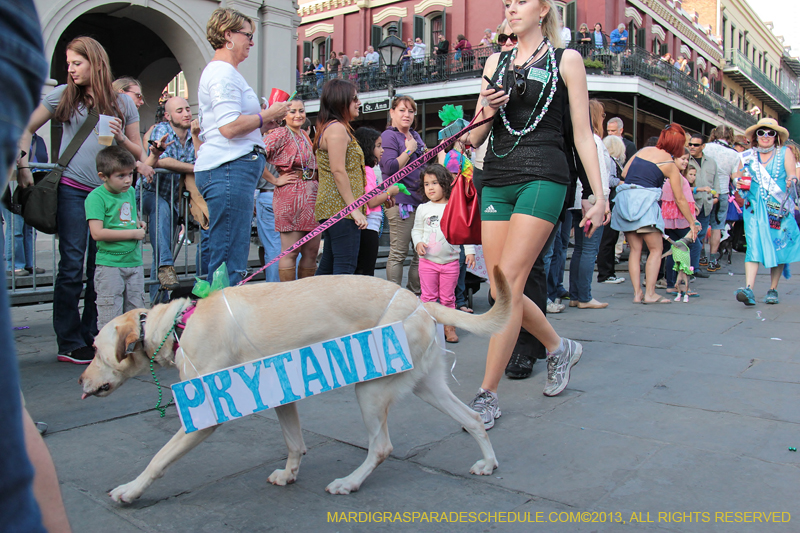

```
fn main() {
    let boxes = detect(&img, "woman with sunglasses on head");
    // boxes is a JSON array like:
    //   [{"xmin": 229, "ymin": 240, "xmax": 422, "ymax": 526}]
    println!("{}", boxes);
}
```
[
  {"xmin": 314, "ymin": 79, "xmax": 367, "ymax": 275},
  {"xmin": 380, "ymin": 95, "xmax": 427, "ymax": 294},
  {"xmin": 194, "ymin": 8, "xmax": 290, "ymax": 285},
  {"xmin": 577, "ymin": 23, "xmax": 591, "ymax": 57},
  {"xmin": 732, "ymin": 119, "xmax": 800, "ymax": 306},
  {"xmin": 464, "ymin": 0, "xmax": 607, "ymax": 429}
]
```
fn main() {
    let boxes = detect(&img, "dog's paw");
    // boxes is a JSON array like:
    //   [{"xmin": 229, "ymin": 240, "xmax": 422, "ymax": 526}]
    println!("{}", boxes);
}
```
[
  {"xmin": 469, "ymin": 458, "xmax": 498, "ymax": 476},
  {"xmin": 267, "ymin": 468, "xmax": 297, "ymax": 486},
  {"xmin": 325, "ymin": 478, "xmax": 360, "ymax": 495},
  {"xmin": 109, "ymin": 482, "xmax": 143, "ymax": 503}
]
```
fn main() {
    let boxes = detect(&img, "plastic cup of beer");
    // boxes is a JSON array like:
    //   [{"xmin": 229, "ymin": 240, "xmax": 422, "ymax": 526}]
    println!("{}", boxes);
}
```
[{"xmin": 98, "ymin": 115, "xmax": 114, "ymax": 146}]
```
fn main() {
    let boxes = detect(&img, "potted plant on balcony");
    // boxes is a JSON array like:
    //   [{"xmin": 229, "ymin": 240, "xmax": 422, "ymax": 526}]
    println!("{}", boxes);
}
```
[
  {"xmin": 583, "ymin": 58, "xmax": 604, "ymax": 75},
  {"xmin": 653, "ymin": 74, "xmax": 669, "ymax": 89}
]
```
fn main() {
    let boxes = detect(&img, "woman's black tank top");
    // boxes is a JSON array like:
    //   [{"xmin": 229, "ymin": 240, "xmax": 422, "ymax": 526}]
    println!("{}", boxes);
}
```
[{"xmin": 482, "ymin": 48, "xmax": 570, "ymax": 187}]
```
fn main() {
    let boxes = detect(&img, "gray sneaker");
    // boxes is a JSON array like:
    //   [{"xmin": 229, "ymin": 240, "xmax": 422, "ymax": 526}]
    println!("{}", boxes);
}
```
[
  {"xmin": 543, "ymin": 339, "xmax": 583, "ymax": 397},
  {"xmin": 468, "ymin": 389, "xmax": 501, "ymax": 430}
]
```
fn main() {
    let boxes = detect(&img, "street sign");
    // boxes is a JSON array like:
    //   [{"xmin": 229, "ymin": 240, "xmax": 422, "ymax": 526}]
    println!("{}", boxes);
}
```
[{"xmin": 362, "ymin": 99, "xmax": 390, "ymax": 113}]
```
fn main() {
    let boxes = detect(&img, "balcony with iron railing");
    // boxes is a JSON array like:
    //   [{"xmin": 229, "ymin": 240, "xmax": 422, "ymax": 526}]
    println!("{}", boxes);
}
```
[
  {"xmin": 724, "ymin": 49, "xmax": 792, "ymax": 112},
  {"xmin": 299, "ymin": 44, "xmax": 755, "ymax": 130}
]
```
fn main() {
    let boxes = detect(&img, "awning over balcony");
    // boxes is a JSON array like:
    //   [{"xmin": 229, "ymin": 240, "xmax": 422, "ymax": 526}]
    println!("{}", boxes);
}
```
[{"xmin": 724, "ymin": 50, "xmax": 792, "ymax": 114}]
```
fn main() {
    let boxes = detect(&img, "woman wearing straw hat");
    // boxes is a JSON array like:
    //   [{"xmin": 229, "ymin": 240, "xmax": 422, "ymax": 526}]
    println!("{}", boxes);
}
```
[{"xmin": 732, "ymin": 118, "xmax": 799, "ymax": 306}]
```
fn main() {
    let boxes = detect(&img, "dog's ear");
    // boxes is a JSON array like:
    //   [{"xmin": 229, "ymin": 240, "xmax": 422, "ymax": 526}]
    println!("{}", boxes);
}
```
[{"xmin": 115, "ymin": 320, "xmax": 141, "ymax": 363}]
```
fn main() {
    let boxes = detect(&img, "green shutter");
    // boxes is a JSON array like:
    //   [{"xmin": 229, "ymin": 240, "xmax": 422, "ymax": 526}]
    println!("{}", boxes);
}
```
[
  {"xmin": 372, "ymin": 25, "xmax": 383, "ymax": 48},
  {"xmin": 565, "ymin": 2, "xmax": 576, "ymax": 36},
  {"xmin": 414, "ymin": 15, "xmax": 424, "ymax": 40},
  {"xmin": 302, "ymin": 41, "xmax": 312, "ymax": 62},
  {"xmin": 397, "ymin": 17, "xmax": 403, "ymax": 40},
  {"xmin": 441, "ymin": 8, "xmax": 446, "ymax": 41}
]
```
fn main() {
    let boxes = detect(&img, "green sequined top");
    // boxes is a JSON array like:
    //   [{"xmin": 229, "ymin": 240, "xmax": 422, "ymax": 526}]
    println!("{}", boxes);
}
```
[{"xmin": 314, "ymin": 135, "xmax": 366, "ymax": 221}]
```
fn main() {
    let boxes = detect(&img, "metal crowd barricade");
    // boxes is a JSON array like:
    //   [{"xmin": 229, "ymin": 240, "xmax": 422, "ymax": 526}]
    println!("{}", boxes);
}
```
[{"xmin": 5, "ymin": 164, "xmax": 205, "ymax": 305}]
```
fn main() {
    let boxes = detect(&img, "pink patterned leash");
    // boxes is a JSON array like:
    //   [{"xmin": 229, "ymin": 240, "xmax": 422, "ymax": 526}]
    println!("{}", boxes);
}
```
[{"xmin": 239, "ymin": 110, "xmax": 492, "ymax": 285}]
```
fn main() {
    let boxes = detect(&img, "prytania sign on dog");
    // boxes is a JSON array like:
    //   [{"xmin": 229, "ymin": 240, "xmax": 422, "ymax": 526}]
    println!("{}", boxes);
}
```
[{"xmin": 172, "ymin": 322, "xmax": 413, "ymax": 433}]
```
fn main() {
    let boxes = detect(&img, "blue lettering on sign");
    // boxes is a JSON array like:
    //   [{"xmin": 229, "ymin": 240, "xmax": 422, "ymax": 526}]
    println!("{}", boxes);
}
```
[
  {"xmin": 172, "ymin": 378, "xmax": 206, "ymax": 433},
  {"xmin": 203, "ymin": 371, "xmax": 243, "ymax": 423},
  {"xmin": 300, "ymin": 346, "xmax": 332, "ymax": 397},
  {"xmin": 382, "ymin": 327, "xmax": 413, "ymax": 374},
  {"xmin": 323, "ymin": 338, "xmax": 358, "ymax": 387},
  {"xmin": 351, "ymin": 330, "xmax": 381, "ymax": 380},
  {"xmin": 232, "ymin": 364, "xmax": 270, "ymax": 413},
  {"xmin": 264, "ymin": 352, "xmax": 301, "ymax": 404}
]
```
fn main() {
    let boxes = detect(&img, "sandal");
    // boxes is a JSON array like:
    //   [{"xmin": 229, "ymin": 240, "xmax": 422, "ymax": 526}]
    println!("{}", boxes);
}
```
[{"xmin": 642, "ymin": 296, "xmax": 672, "ymax": 305}]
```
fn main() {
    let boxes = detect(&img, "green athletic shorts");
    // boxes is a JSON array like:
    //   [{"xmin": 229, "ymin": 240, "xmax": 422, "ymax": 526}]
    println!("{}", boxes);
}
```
[{"xmin": 481, "ymin": 180, "xmax": 567, "ymax": 224}]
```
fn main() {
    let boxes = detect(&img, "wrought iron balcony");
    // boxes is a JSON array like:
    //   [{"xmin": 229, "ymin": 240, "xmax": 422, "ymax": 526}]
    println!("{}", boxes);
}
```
[
  {"xmin": 724, "ymin": 49, "xmax": 792, "ymax": 112},
  {"xmin": 299, "ymin": 44, "xmax": 755, "ymax": 130}
]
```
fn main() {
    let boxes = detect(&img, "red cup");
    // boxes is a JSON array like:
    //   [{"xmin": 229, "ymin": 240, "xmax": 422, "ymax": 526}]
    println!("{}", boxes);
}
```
[
  {"xmin": 739, "ymin": 179, "xmax": 751, "ymax": 191},
  {"xmin": 268, "ymin": 88, "xmax": 290, "ymax": 106}
]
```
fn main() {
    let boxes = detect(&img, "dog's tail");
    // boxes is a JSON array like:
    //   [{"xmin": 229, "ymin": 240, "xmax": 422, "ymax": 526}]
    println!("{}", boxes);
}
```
[{"xmin": 422, "ymin": 265, "xmax": 511, "ymax": 336}]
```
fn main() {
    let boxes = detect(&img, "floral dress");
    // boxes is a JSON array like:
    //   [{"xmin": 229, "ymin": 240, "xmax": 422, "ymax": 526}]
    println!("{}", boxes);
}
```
[{"xmin": 263, "ymin": 127, "xmax": 318, "ymax": 232}]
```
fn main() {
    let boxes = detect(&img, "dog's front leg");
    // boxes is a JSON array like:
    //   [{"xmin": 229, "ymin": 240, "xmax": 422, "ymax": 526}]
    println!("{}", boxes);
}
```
[
  {"xmin": 268, "ymin": 403, "xmax": 306, "ymax": 486},
  {"xmin": 110, "ymin": 427, "xmax": 216, "ymax": 503},
  {"xmin": 326, "ymin": 380, "xmax": 394, "ymax": 495}
]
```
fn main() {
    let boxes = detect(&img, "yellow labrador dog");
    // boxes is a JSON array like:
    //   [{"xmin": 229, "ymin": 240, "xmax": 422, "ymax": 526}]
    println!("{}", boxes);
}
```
[{"xmin": 80, "ymin": 269, "xmax": 511, "ymax": 503}]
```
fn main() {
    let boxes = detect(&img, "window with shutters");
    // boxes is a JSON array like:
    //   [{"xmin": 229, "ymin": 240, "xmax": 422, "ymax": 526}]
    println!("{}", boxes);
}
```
[
  {"xmin": 430, "ymin": 13, "xmax": 443, "ymax": 43},
  {"xmin": 302, "ymin": 41, "xmax": 312, "ymax": 63},
  {"xmin": 565, "ymin": 2, "xmax": 576, "ymax": 36}
]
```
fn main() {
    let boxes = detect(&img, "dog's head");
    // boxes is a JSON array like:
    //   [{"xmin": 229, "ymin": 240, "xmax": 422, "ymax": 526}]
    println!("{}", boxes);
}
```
[{"xmin": 79, "ymin": 309, "xmax": 150, "ymax": 399}]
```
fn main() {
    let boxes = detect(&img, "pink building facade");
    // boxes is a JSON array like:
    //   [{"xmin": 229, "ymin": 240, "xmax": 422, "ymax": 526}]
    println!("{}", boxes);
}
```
[{"xmin": 297, "ymin": 0, "xmax": 505, "ymax": 68}]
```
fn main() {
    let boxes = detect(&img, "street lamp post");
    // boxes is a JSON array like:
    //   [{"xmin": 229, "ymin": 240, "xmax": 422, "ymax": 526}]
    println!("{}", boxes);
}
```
[{"xmin": 377, "ymin": 24, "xmax": 407, "ymax": 103}]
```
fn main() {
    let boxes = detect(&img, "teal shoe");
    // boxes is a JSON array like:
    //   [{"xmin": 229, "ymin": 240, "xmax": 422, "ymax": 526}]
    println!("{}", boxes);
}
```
[
  {"xmin": 735, "ymin": 286, "xmax": 756, "ymax": 306},
  {"xmin": 764, "ymin": 289, "xmax": 779, "ymax": 304}
]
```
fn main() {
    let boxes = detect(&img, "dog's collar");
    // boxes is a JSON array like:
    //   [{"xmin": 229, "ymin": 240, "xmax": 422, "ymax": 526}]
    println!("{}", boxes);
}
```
[{"xmin": 126, "ymin": 312, "xmax": 148, "ymax": 355}]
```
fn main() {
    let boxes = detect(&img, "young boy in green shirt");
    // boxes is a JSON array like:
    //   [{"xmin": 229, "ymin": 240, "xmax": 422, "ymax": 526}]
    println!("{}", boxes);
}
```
[{"xmin": 85, "ymin": 146, "xmax": 147, "ymax": 331}]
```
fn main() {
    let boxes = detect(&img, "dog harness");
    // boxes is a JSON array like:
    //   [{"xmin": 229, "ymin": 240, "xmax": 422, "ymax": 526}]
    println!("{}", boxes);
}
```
[{"xmin": 172, "ymin": 300, "xmax": 198, "ymax": 351}]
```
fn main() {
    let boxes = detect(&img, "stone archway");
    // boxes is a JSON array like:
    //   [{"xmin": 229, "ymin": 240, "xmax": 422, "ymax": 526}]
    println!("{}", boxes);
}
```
[{"xmin": 40, "ymin": 0, "xmax": 211, "ymax": 126}]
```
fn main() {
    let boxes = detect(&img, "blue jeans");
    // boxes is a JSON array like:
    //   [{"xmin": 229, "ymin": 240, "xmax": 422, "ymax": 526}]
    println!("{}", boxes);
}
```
[
  {"xmin": 544, "ymin": 209, "xmax": 571, "ymax": 300},
  {"xmin": 255, "ymin": 191, "xmax": 280, "ymax": 283},
  {"xmin": 665, "ymin": 227, "xmax": 690, "ymax": 289},
  {"xmin": 569, "ymin": 212, "xmax": 604, "ymax": 302},
  {"xmin": 54, "ymin": 184, "xmax": 98, "ymax": 353},
  {"xmin": 316, "ymin": 218, "xmax": 361, "ymax": 275},
  {"xmin": 195, "ymin": 150, "xmax": 265, "ymax": 285},
  {"xmin": 690, "ymin": 208, "xmax": 711, "ymax": 272},
  {"xmin": 140, "ymin": 187, "xmax": 178, "ymax": 304},
  {"xmin": 455, "ymin": 246, "xmax": 468, "ymax": 308},
  {"xmin": 0, "ymin": 0, "xmax": 48, "ymax": 530},
  {"xmin": 3, "ymin": 206, "xmax": 34, "ymax": 270}
]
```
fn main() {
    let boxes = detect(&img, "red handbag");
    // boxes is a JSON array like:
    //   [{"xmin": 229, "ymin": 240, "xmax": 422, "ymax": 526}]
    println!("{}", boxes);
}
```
[{"xmin": 441, "ymin": 169, "xmax": 481, "ymax": 245}]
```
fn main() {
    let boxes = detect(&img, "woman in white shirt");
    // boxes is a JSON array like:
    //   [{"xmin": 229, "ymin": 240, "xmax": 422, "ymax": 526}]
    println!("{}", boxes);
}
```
[{"xmin": 194, "ymin": 8, "xmax": 289, "ymax": 284}]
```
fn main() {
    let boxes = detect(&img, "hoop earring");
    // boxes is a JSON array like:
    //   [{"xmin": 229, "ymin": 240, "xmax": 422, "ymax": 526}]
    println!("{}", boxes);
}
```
[{"xmin": 226, "ymin": 41, "xmax": 234, "ymax": 51}]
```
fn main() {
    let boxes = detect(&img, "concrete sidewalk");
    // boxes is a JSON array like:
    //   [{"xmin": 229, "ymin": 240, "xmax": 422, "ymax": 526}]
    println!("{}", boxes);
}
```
[{"xmin": 13, "ymin": 251, "xmax": 800, "ymax": 532}]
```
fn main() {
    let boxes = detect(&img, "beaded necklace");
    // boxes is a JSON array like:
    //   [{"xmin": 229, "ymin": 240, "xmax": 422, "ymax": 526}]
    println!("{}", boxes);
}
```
[
  {"xmin": 288, "ymin": 128, "xmax": 315, "ymax": 180},
  {"xmin": 490, "ymin": 37, "xmax": 559, "ymax": 159}
]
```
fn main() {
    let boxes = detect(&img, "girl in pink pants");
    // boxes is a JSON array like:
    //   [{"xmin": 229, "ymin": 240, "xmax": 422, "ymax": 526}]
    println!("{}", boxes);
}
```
[{"xmin": 412, "ymin": 164, "xmax": 475, "ymax": 342}]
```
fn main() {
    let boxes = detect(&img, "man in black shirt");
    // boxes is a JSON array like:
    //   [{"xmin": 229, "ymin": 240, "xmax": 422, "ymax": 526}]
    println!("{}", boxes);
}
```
[{"xmin": 434, "ymin": 34, "xmax": 449, "ymax": 80}]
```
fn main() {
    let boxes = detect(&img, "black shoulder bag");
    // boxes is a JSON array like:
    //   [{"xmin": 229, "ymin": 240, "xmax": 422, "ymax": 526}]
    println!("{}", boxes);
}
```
[{"xmin": 15, "ymin": 110, "xmax": 99, "ymax": 234}]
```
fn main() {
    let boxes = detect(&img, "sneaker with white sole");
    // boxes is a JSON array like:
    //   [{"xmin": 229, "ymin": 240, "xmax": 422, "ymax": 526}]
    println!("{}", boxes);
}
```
[
  {"xmin": 468, "ymin": 389, "xmax": 501, "ymax": 430},
  {"xmin": 546, "ymin": 299, "xmax": 565, "ymax": 313},
  {"xmin": 543, "ymin": 339, "xmax": 582, "ymax": 397},
  {"xmin": 600, "ymin": 275, "xmax": 625, "ymax": 284}
]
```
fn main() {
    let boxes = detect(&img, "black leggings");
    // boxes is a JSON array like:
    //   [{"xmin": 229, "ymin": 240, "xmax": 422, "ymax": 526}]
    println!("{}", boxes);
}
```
[{"xmin": 356, "ymin": 229, "xmax": 380, "ymax": 276}]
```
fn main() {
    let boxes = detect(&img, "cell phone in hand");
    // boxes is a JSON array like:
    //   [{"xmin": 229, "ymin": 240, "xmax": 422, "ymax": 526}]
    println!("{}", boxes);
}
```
[
  {"xmin": 147, "ymin": 139, "xmax": 160, "ymax": 150},
  {"xmin": 483, "ymin": 75, "xmax": 503, "ymax": 92}
]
